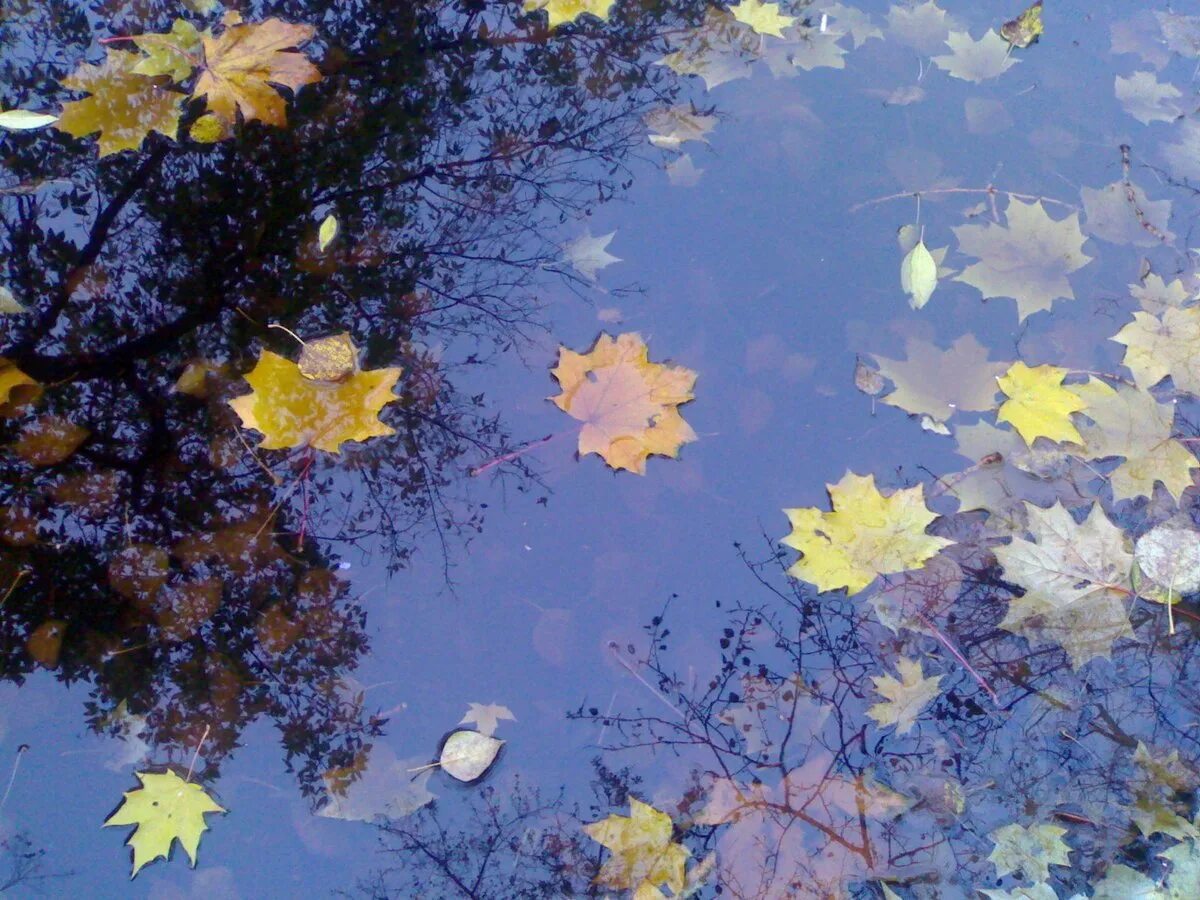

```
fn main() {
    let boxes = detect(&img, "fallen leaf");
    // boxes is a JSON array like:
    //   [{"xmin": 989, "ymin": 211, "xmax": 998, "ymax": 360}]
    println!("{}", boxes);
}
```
[
  {"xmin": 995, "ymin": 361, "xmax": 1086, "ymax": 447},
  {"xmin": 459, "ymin": 702, "xmax": 516, "ymax": 737},
  {"xmin": 561, "ymin": 230, "xmax": 621, "ymax": 281},
  {"xmin": 11, "ymin": 415, "xmax": 90, "ymax": 466},
  {"xmin": 953, "ymin": 198, "xmax": 1093, "ymax": 321},
  {"xmin": 1135, "ymin": 525, "xmax": 1200, "ymax": 599},
  {"xmin": 1112, "ymin": 307, "xmax": 1200, "ymax": 394},
  {"xmin": 0, "ymin": 359, "xmax": 37, "ymax": 405},
  {"xmin": 103, "ymin": 770, "xmax": 225, "ymax": 876},
  {"xmin": 523, "ymin": 0, "xmax": 614, "ymax": 29},
  {"xmin": 1162, "ymin": 120, "xmax": 1200, "ymax": 182},
  {"xmin": 584, "ymin": 798, "xmax": 689, "ymax": 896},
  {"xmin": 1115, "ymin": 71, "xmax": 1183, "ymax": 124},
  {"xmin": 132, "ymin": 18, "xmax": 202, "ymax": 82},
  {"xmin": 666, "ymin": 154, "xmax": 704, "ymax": 187},
  {"xmin": 873, "ymin": 334, "xmax": 1008, "ymax": 428},
  {"xmin": 1081, "ymin": 180, "xmax": 1173, "ymax": 247},
  {"xmin": 297, "ymin": 332, "xmax": 357, "ymax": 382},
  {"xmin": 56, "ymin": 50, "xmax": 184, "ymax": 156},
  {"xmin": 439, "ymin": 730, "xmax": 503, "ymax": 782},
  {"xmin": 317, "ymin": 214, "xmax": 338, "ymax": 253},
  {"xmin": 193, "ymin": 18, "xmax": 321, "ymax": 127},
  {"xmin": 988, "ymin": 822, "xmax": 1072, "ymax": 883},
  {"xmin": 866, "ymin": 657, "xmax": 942, "ymax": 734},
  {"xmin": 318, "ymin": 745, "xmax": 436, "ymax": 823},
  {"xmin": 886, "ymin": 1, "xmax": 956, "ymax": 54},
  {"xmin": 549, "ymin": 332, "xmax": 697, "ymax": 474},
  {"xmin": 821, "ymin": 2, "xmax": 883, "ymax": 48},
  {"xmin": 228, "ymin": 346, "xmax": 400, "ymax": 452},
  {"xmin": 730, "ymin": 0, "xmax": 795, "ymax": 38},
  {"xmin": 781, "ymin": 471, "xmax": 953, "ymax": 595},
  {"xmin": 1130, "ymin": 273, "xmax": 1190, "ymax": 314},
  {"xmin": 655, "ymin": 11, "xmax": 757, "ymax": 91},
  {"xmin": 1000, "ymin": 1, "xmax": 1043, "ymax": 49},
  {"xmin": 644, "ymin": 106, "xmax": 717, "ymax": 150},
  {"xmin": 899, "ymin": 239, "xmax": 937, "ymax": 308},
  {"xmin": 0, "ymin": 109, "xmax": 58, "ymax": 130},
  {"xmin": 933, "ymin": 30, "xmax": 1018, "ymax": 83}
]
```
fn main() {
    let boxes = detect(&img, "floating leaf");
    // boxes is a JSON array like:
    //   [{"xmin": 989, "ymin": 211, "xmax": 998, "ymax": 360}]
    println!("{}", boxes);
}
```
[
  {"xmin": 0, "ymin": 287, "xmax": 25, "ymax": 314},
  {"xmin": 56, "ymin": 51, "xmax": 183, "ymax": 156},
  {"xmin": 549, "ymin": 332, "xmax": 697, "ymax": 474},
  {"xmin": 132, "ymin": 18, "xmax": 202, "ymax": 82},
  {"xmin": 1000, "ymin": 1, "xmax": 1043, "ymax": 49},
  {"xmin": 988, "ymin": 822, "xmax": 1072, "ymax": 884},
  {"xmin": 0, "ymin": 358, "xmax": 37, "ymax": 405},
  {"xmin": 995, "ymin": 502, "xmax": 1134, "ymax": 668},
  {"xmin": 193, "ymin": 18, "xmax": 322, "ymax": 127},
  {"xmin": 228, "ymin": 348, "xmax": 401, "ymax": 453},
  {"xmin": 103, "ymin": 770, "xmax": 225, "ymax": 877},
  {"xmin": 523, "ymin": 0, "xmax": 614, "ymax": 28},
  {"xmin": 1131, "ymin": 273, "xmax": 1190, "ymax": 314},
  {"xmin": 0, "ymin": 109, "xmax": 58, "ymax": 130},
  {"xmin": 953, "ymin": 198, "xmax": 1093, "ymax": 321},
  {"xmin": 317, "ymin": 214, "xmax": 338, "ymax": 253},
  {"xmin": 1112, "ymin": 307, "xmax": 1200, "ymax": 394},
  {"xmin": 459, "ymin": 703, "xmax": 516, "ymax": 737},
  {"xmin": 561, "ymin": 230, "xmax": 621, "ymax": 281},
  {"xmin": 438, "ymin": 730, "xmax": 503, "ymax": 782},
  {"xmin": 644, "ymin": 106, "xmax": 717, "ymax": 150},
  {"xmin": 729, "ymin": 0, "xmax": 795, "ymax": 38},
  {"xmin": 866, "ymin": 657, "xmax": 942, "ymax": 734},
  {"xmin": 995, "ymin": 361, "xmax": 1086, "ymax": 447},
  {"xmin": 655, "ymin": 11, "xmax": 756, "ymax": 91},
  {"xmin": 886, "ymin": 1, "xmax": 955, "ymax": 54},
  {"xmin": 933, "ymin": 30, "xmax": 1019, "ymax": 83},
  {"xmin": 781, "ymin": 471, "xmax": 953, "ymax": 596},
  {"xmin": 1136, "ymin": 525, "xmax": 1200, "ymax": 598},
  {"xmin": 899, "ymin": 239, "xmax": 938, "ymax": 309},
  {"xmin": 297, "ymin": 332, "xmax": 357, "ymax": 382},
  {"xmin": 872, "ymin": 335, "xmax": 1008, "ymax": 428},
  {"xmin": 584, "ymin": 798, "xmax": 689, "ymax": 897},
  {"xmin": 823, "ymin": 2, "xmax": 883, "ymax": 48}
]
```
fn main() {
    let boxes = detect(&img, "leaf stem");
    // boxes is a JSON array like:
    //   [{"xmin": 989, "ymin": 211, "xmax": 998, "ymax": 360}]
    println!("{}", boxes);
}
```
[{"xmin": 850, "ymin": 185, "xmax": 1076, "ymax": 214}]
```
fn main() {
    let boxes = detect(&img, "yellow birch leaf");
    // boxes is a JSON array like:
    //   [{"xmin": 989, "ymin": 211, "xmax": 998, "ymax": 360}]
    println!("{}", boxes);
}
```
[
  {"xmin": 228, "ymin": 349, "xmax": 400, "ymax": 453},
  {"xmin": 56, "ymin": 51, "xmax": 183, "ymax": 157},
  {"xmin": 523, "ymin": 0, "xmax": 615, "ymax": 29},
  {"xmin": 995, "ymin": 361, "xmax": 1085, "ymax": 446},
  {"xmin": 584, "ymin": 798, "xmax": 689, "ymax": 896},
  {"xmin": 103, "ymin": 770, "xmax": 225, "ymax": 876},
  {"xmin": 193, "ymin": 18, "xmax": 322, "ymax": 127},
  {"xmin": 549, "ymin": 332, "xmax": 697, "ymax": 474},
  {"xmin": 781, "ymin": 471, "xmax": 953, "ymax": 596}
]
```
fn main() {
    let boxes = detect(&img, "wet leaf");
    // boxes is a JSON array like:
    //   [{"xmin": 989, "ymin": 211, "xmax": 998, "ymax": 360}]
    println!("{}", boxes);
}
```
[
  {"xmin": 644, "ymin": 106, "xmax": 716, "ymax": 150},
  {"xmin": 822, "ymin": 2, "xmax": 883, "ymax": 48},
  {"xmin": 523, "ymin": 0, "xmax": 614, "ymax": 29},
  {"xmin": 0, "ymin": 358, "xmax": 37, "ymax": 405},
  {"xmin": 549, "ymin": 332, "xmax": 697, "ymax": 474},
  {"xmin": 1112, "ymin": 307, "xmax": 1200, "ymax": 394},
  {"xmin": 666, "ymin": 154, "xmax": 704, "ymax": 187},
  {"xmin": 886, "ymin": 1, "xmax": 955, "ymax": 54},
  {"xmin": 1162, "ymin": 120, "xmax": 1200, "ymax": 182},
  {"xmin": 317, "ymin": 214, "xmax": 338, "ymax": 253},
  {"xmin": 439, "ymin": 729, "xmax": 503, "ymax": 782},
  {"xmin": 459, "ymin": 703, "xmax": 516, "ymax": 737},
  {"xmin": 56, "ymin": 51, "xmax": 184, "ymax": 156},
  {"xmin": 0, "ymin": 287, "xmax": 25, "ymax": 314},
  {"xmin": 1135, "ymin": 525, "xmax": 1200, "ymax": 597},
  {"xmin": 988, "ymin": 822, "xmax": 1071, "ymax": 883},
  {"xmin": 193, "ymin": 18, "xmax": 321, "ymax": 127},
  {"xmin": 103, "ymin": 771, "xmax": 225, "ymax": 876},
  {"xmin": 11, "ymin": 416, "xmax": 90, "ymax": 466},
  {"xmin": 228, "ymin": 348, "xmax": 401, "ymax": 452},
  {"xmin": 132, "ymin": 18, "xmax": 202, "ymax": 82},
  {"xmin": 866, "ymin": 657, "xmax": 942, "ymax": 734},
  {"xmin": 655, "ymin": 11, "xmax": 756, "ymax": 91},
  {"xmin": 730, "ymin": 0, "xmax": 795, "ymax": 39},
  {"xmin": 953, "ymin": 198, "xmax": 1093, "ymax": 321},
  {"xmin": 1000, "ymin": 1, "xmax": 1043, "ymax": 49},
  {"xmin": 297, "ymin": 332, "xmax": 357, "ymax": 382},
  {"xmin": 1131, "ymin": 273, "xmax": 1191, "ymax": 314},
  {"xmin": 995, "ymin": 362, "xmax": 1086, "ymax": 447},
  {"xmin": 0, "ymin": 109, "xmax": 58, "ymax": 130},
  {"xmin": 933, "ymin": 30, "xmax": 1019, "ymax": 83},
  {"xmin": 853, "ymin": 357, "xmax": 885, "ymax": 396},
  {"xmin": 583, "ymin": 798, "xmax": 689, "ymax": 896},
  {"xmin": 26, "ymin": 620, "xmax": 67, "ymax": 666},
  {"xmin": 561, "ymin": 230, "xmax": 621, "ymax": 281},
  {"xmin": 1081, "ymin": 180, "xmax": 1173, "ymax": 247},
  {"xmin": 995, "ymin": 502, "xmax": 1134, "ymax": 668},
  {"xmin": 873, "ymin": 334, "xmax": 1008, "ymax": 428},
  {"xmin": 1115, "ymin": 71, "xmax": 1183, "ymax": 124},
  {"xmin": 318, "ymin": 745, "xmax": 436, "ymax": 823},
  {"xmin": 781, "ymin": 471, "xmax": 953, "ymax": 596},
  {"xmin": 899, "ymin": 239, "xmax": 938, "ymax": 309}
]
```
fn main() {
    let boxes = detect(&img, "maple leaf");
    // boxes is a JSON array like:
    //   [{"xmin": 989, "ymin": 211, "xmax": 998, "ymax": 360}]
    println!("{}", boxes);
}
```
[
  {"xmin": 1070, "ymin": 379, "xmax": 1197, "ymax": 502},
  {"xmin": 995, "ymin": 502, "xmax": 1134, "ymax": 668},
  {"xmin": 1081, "ymin": 180, "xmax": 1174, "ymax": 247},
  {"xmin": 523, "ymin": 0, "xmax": 614, "ymax": 29},
  {"xmin": 549, "ymin": 332, "xmax": 697, "ymax": 474},
  {"xmin": 1112, "ymin": 307, "xmax": 1200, "ymax": 394},
  {"xmin": 193, "ymin": 18, "xmax": 321, "ymax": 127},
  {"xmin": 56, "ymin": 50, "xmax": 184, "ymax": 157},
  {"xmin": 655, "ymin": 11, "xmax": 757, "ymax": 91},
  {"xmin": 459, "ymin": 702, "xmax": 516, "ymax": 737},
  {"xmin": 953, "ymin": 198, "xmax": 1093, "ymax": 321},
  {"xmin": 103, "ymin": 770, "xmax": 225, "ymax": 876},
  {"xmin": 1163, "ymin": 120, "xmax": 1200, "ymax": 182},
  {"xmin": 1116, "ymin": 71, "xmax": 1183, "ymax": 124},
  {"xmin": 583, "ymin": 798, "xmax": 689, "ymax": 896},
  {"xmin": 228, "ymin": 347, "xmax": 401, "ymax": 453},
  {"xmin": 1131, "ymin": 273, "xmax": 1191, "ymax": 314},
  {"xmin": 666, "ymin": 154, "xmax": 704, "ymax": 187},
  {"xmin": 987, "ymin": 822, "xmax": 1072, "ymax": 883},
  {"xmin": 995, "ymin": 361, "xmax": 1086, "ymax": 447},
  {"xmin": 866, "ymin": 657, "xmax": 942, "ymax": 734},
  {"xmin": 763, "ymin": 28, "xmax": 849, "ymax": 73},
  {"xmin": 132, "ymin": 18, "xmax": 202, "ymax": 82},
  {"xmin": 886, "ymin": 1, "xmax": 956, "ymax": 54},
  {"xmin": 781, "ymin": 471, "xmax": 953, "ymax": 596},
  {"xmin": 644, "ymin": 106, "xmax": 716, "ymax": 150},
  {"xmin": 730, "ymin": 0, "xmax": 795, "ymax": 38},
  {"xmin": 933, "ymin": 30, "xmax": 1019, "ymax": 82},
  {"xmin": 822, "ymin": 2, "xmax": 883, "ymax": 48},
  {"xmin": 318, "ymin": 744, "xmax": 436, "ymax": 823},
  {"xmin": 872, "ymin": 334, "xmax": 1008, "ymax": 428},
  {"xmin": 561, "ymin": 230, "xmax": 621, "ymax": 281}
]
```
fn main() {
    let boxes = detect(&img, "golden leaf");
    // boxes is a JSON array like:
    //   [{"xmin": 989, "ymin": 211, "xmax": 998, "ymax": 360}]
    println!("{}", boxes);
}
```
[
  {"xmin": 995, "ymin": 361, "xmax": 1086, "ymax": 446},
  {"xmin": 228, "ymin": 349, "xmax": 401, "ymax": 452},
  {"xmin": 0, "ymin": 358, "xmax": 38, "ymax": 406},
  {"xmin": 549, "ymin": 332, "xmax": 697, "ymax": 474},
  {"xmin": 56, "ymin": 51, "xmax": 183, "ymax": 157},
  {"xmin": 523, "ymin": 0, "xmax": 615, "ymax": 29},
  {"xmin": 193, "ymin": 18, "xmax": 322, "ymax": 127},
  {"xmin": 583, "ymin": 798, "xmax": 689, "ymax": 896}
]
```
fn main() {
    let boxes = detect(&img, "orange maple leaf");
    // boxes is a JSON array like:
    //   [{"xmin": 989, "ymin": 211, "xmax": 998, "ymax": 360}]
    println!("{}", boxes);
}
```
[
  {"xmin": 228, "ymin": 344, "xmax": 401, "ymax": 453},
  {"xmin": 549, "ymin": 332, "xmax": 697, "ymax": 474},
  {"xmin": 193, "ymin": 17, "xmax": 322, "ymax": 127},
  {"xmin": 56, "ymin": 50, "xmax": 184, "ymax": 156}
]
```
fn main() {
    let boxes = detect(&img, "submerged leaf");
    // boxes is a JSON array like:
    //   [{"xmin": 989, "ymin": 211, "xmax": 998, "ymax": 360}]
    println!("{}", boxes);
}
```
[
  {"xmin": 317, "ymin": 214, "xmax": 339, "ymax": 253},
  {"xmin": 988, "ymin": 822, "xmax": 1072, "ymax": 883},
  {"xmin": 867, "ymin": 657, "xmax": 942, "ymax": 734},
  {"xmin": 1136, "ymin": 525, "xmax": 1200, "ymax": 597},
  {"xmin": 561, "ymin": 230, "xmax": 621, "ymax": 281},
  {"xmin": 103, "ymin": 770, "xmax": 225, "ymax": 877},
  {"xmin": 873, "ymin": 334, "xmax": 1007, "ymax": 428},
  {"xmin": 933, "ymin": 30, "xmax": 1018, "ymax": 83}
]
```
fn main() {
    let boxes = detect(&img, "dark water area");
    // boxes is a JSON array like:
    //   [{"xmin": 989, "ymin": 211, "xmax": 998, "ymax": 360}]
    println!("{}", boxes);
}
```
[{"xmin": 3, "ymin": 0, "xmax": 1200, "ymax": 897}]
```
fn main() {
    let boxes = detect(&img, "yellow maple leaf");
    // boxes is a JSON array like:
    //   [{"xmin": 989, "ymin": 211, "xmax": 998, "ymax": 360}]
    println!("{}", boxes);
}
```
[
  {"xmin": 729, "ymin": 0, "xmax": 796, "ymax": 38},
  {"xmin": 55, "ymin": 50, "xmax": 184, "ymax": 156},
  {"xmin": 866, "ymin": 657, "xmax": 942, "ymax": 734},
  {"xmin": 228, "ymin": 345, "xmax": 401, "ymax": 453},
  {"xmin": 995, "ymin": 361, "xmax": 1086, "ymax": 446},
  {"xmin": 193, "ymin": 18, "xmax": 322, "ymax": 127},
  {"xmin": 781, "ymin": 471, "xmax": 953, "ymax": 595},
  {"xmin": 103, "ymin": 770, "xmax": 225, "ymax": 876},
  {"xmin": 523, "ymin": 0, "xmax": 615, "ymax": 29},
  {"xmin": 583, "ymin": 797, "xmax": 689, "ymax": 896},
  {"xmin": 549, "ymin": 332, "xmax": 697, "ymax": 474}
]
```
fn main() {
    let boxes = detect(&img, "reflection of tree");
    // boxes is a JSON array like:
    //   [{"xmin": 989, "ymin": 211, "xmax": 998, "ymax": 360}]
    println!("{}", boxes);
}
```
[
  {"xmin": 0, "ymin": 831, "xmax": 72, "ymax": 894},
  {"xmin": 0, "ymin": 0, "xmax": 704, "ymax": 794},
  {"xmin": 571, "ymin": 509, "xmax": 1200, "ymax": 897}
]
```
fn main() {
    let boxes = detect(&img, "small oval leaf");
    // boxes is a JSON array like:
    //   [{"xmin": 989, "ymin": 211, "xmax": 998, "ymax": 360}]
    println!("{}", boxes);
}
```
[
  {"xmin": 318, "ymin": 214, "xmax": 339, "ymax": 253},
  {"xmin": 438, "ymin": 730, "xmax": 503, "ymax": 782},
  {"xmin": 0, "ymin": 109, "xmax": 59, "ymax": 130},
  {"xmin": 900, "ymin": 239, "xmax": 938, "ymax": 309}
]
